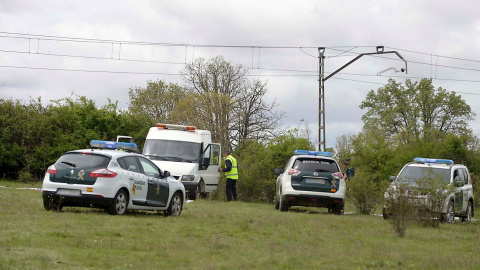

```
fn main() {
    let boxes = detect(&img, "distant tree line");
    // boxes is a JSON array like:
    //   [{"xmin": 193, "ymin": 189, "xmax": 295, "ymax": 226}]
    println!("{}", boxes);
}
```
[{"xmin": 0, "ymin": 96, "xmax": 154, "ymax": 180}]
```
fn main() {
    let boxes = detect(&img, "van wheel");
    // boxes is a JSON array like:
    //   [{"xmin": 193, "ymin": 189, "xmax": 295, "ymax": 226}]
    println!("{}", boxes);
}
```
[{"xmin": 199, "ymin": 180, "xmax": 208, "ymax": 198}]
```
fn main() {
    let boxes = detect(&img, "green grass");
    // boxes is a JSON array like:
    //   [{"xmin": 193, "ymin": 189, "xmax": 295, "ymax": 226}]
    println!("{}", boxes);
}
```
[{"xmin": 1, "ymin": 180, "xmax": 480, "ymax": 269}]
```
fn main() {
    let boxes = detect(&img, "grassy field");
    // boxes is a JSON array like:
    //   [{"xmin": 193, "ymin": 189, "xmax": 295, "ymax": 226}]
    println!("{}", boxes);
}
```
[{"xmin": 1, "ymin": 179, "xmax": 480, "ymax": 269}]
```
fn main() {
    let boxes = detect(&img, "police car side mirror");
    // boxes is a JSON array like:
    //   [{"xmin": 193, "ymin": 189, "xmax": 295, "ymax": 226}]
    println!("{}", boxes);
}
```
[
  {"xmin": 164, "ymin": 171, "xmax": 171, "ymax": 178},
  {"xmin": 455, "ymin": 180, "xmax": 464, "ymax": 187},
  {"xmin": 389, "ymin": 176, "xmax": 396, "ymax": 182},
  {"xmin": 274, "ymin": 168, "xmax": 283, "ymax": 175}
]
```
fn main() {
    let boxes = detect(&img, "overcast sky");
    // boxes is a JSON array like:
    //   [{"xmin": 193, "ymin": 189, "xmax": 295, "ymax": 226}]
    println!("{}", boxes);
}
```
[{"xmin": 1, "ymin": 0, "xmax": 480, "ymax": 149}]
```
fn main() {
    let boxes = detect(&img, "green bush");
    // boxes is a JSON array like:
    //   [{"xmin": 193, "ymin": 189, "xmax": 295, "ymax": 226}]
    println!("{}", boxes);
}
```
[{"xmin": 347, "ymin": 171, "xmax": 381, "ymax": 215}]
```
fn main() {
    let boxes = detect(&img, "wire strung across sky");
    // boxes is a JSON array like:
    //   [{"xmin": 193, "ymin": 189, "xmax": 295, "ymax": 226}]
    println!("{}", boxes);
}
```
[{"xmin": 1, "ymin": 31, "xmax": 480, "ymax": 95}]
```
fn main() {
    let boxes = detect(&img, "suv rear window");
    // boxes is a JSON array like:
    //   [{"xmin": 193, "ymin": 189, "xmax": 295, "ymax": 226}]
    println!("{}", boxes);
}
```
[
  {"xmin": 293, "ymin": 158, "xmax": 339, "ymax": 173},
  {"xmin": 56, "ymin": 153, "xmax": 111, "ymax": 168}
]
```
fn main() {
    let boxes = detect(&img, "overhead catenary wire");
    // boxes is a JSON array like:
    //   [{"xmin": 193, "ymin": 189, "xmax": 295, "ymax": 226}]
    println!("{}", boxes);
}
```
[{"xmin": 2, "ymin": 31, "xmax": 480, "ymax": 96}]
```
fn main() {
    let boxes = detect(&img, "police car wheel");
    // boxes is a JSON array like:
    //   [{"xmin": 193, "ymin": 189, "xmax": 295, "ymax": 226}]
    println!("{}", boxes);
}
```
[
  {"xmin": 165, "ymin": 192, "xmax": 183, "ymax": 217},
  {"xmin": 43, "ymin": 197, "xmax": 63, "ymax": 211},
  {"xmin": 462, "ymin": 201, "xmax": 473, "ymax": 223},
  {"xmin": 443, "ymin": 201, "xmax": 455, "ymax": 224},
  {"xmin": 274, "ymin": 196, "xmax": 279, "ymax": 210},
  {"xmin": 279, "ymin": 191, "xmax": 288, "ymax": 212},
  {"xmin": 108, "ymin": 190, "xmax": 128, "ymax": 215}
]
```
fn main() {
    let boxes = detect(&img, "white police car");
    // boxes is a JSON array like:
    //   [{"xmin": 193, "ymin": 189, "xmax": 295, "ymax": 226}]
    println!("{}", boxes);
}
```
[
  {"xmin": 383, "ymin": 157, "xmax": 474, "ymax": 223},
  {"xmin": 274, "ymin": 150, "xmax": 346, "ymax": 214},
  {"xmin": 42, "ymin": 140, "xmax": 185, "ymax": 216}
]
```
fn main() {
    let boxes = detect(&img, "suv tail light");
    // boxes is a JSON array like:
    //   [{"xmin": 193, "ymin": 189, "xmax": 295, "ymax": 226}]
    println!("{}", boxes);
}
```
[
  {"xmin": 89, "ymin": 168, "xmax": 118, "ymax": 178},
  {"xmin": 288, "ymin": 169, "xmax": 300, "ymax": 176},
  {"xmin": 46, "ymin": 165, "xmax": 57, "ymax": 174},
  {"xmin": 332, "ymin": 172, "xmax": 344, "ymax": 179}
]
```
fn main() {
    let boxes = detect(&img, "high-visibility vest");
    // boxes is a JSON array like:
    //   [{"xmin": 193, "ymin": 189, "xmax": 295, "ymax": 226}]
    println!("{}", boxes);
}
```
[{"xmin": 225, "ymin": 155, "xmax": 238, "ymax": 180}]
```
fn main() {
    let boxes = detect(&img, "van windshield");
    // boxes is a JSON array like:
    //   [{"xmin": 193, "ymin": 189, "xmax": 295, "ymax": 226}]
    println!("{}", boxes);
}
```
[{"xmin": 143, "ymin": 139, "xmax": 201, "ymax": 163}]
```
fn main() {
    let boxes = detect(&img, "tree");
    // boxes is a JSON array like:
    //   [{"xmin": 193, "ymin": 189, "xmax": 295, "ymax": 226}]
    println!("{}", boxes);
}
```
[
  {"xmin": 179, "ymin": 56, "xmax": 283, "ymax": 150},
  {"xmin": 128, "ymin": 80, "xmax": 187, "ymax": 122},
  {"xmin": 360, "ymin": 78, "xmax": 475, "ymax": 145}
]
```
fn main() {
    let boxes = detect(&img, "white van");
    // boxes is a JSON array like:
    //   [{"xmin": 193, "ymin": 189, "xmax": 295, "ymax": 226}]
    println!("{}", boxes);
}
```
[{"xmin": 142, "ymin": 123, "xmax": 221, "ymax": 200}]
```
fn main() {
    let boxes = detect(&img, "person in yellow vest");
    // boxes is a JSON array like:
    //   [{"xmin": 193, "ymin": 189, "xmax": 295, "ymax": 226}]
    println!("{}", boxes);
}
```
[{"xmin": 218, "ymin": 150, "xmax": 238, "ymax": 201}]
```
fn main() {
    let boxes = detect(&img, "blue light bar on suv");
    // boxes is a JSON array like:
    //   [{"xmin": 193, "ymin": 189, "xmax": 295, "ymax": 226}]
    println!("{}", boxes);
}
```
[
  {"xmin": 90, "ymin": 140, "xmax": 139, "ymax": 152},
  {"xmin": 294, "ymin": 150, "xmax": 333, "ymax": 157},
  {"xmin": 413, "ymin": 157, "xmax": 454, "ymax": 164}
]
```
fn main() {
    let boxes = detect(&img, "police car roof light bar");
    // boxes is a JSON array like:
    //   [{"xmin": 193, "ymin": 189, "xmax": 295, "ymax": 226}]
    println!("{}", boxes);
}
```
[
  {"xmin": 90, "ymin": 140, "xmax": 139, "ymax": 152},
  {"xmin": 413, "ymin": 157, "xmax": 454, "ymax": 164},
  {"xmin": 294, "ymin": 150, "xmax": 333, "ymax": 157},
  {"xmin": 156, "ymin": 123, "xmax": 196, "ymax": 131}
]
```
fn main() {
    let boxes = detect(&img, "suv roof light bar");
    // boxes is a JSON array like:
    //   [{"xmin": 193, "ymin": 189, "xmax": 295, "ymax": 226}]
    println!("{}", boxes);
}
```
[
  {"xmin": 294, "ymin": 150, "xmax": 333, "ymax": 157},
  {"xmin": 156, "ymin": 123, "xmax": 196, "ymax": 131},
  {"xmin": 90, "ymin": 140, "xmax": 139, "ymax": 153},
  {"xmin": 413, "ymin": 157, "xmax": 454, "ymax": 164}
]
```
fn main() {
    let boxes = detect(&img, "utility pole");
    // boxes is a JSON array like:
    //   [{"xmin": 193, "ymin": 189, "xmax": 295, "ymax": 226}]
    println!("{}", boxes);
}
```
[
  {"xmin": 317, "ymin": 46, "xmax": 407, "ymax": 151},
  {"xmin": 318, "ymin": 47, "xmax": 326, "ymax": 152}
]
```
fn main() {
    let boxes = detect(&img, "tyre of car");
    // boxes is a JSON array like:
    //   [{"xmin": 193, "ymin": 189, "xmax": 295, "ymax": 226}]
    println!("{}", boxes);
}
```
[
  {"xmin": 199, "ymin": 179, "xmax": 209, "ymax": 199},
  {"xmin": 382, "ymin": 207, "xmax": 390, "ymax": 220},
  {"xmin": 443, "ymin": 200, "xmax": 455, "ymax": 224},
  {"xmin": 279, "ymin": 192, "xmax": 288, "ymax": 212},
  {"xmin": 274, "ymin": 195, "xmax": 280, "ymax": 210},
  {"xmin": 165, "ymin": 192, "xmax": 183, "ymax": 216},
  {"xmin": 43, "ymin": 196, "xmax": 64, "ymax": 211},
  {"xmin": 332, "ymin": 205, "xmax": 343, "ymax": 215},
  {"xmin": 462, "ymin": 201, "xmax": 473, "ymax": 223},
  {"xmin": 108, "ymin": 189, "xmax": 128, "ymax": 215}
]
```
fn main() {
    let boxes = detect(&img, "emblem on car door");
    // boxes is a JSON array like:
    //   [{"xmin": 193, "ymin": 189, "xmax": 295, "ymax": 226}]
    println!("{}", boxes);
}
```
[
  {"xmin": 70, "ymin": 170, "xmax": 74, "ymax": 175},
  {"xmin": 313, "ymin": 172, "xmax": 318, "ymax": 177}
]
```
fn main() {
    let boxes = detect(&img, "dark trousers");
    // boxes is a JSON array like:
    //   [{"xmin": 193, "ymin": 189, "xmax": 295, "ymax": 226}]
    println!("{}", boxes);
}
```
[{"xmin": 226, "ymin": 178, "xmax": 237, "ymax": 201}]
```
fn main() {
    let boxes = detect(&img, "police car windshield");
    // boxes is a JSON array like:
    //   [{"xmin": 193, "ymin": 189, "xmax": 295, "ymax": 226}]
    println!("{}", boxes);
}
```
[
  {"xmin": 397, "ymin": 166, "xmax": 451, "ymax": 185},
  {"xmin": 143, "ymin": 139, "xmax": 201, "ymax": 163},
  {"xmin": 293, "ymin": 158, "xmax": 339, "ymax": 173}
]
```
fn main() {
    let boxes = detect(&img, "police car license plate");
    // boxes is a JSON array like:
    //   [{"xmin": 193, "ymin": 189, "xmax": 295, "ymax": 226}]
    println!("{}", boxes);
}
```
[
  {"xmin": 57, "ymin": 189, "xmax": 81, "ymax": 196},
  {"xmin": 306, "ymin": 179, "xmax": 325, "ymax": 184}
]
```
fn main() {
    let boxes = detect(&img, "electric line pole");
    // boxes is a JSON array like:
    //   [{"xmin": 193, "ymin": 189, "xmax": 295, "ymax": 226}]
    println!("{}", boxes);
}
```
[{"xmin": 317, "ymin": 46, "xmax": 407, "ymax": 152}]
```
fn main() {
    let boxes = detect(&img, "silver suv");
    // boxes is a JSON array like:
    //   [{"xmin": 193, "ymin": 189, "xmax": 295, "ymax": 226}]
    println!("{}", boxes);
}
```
[
  {"xmin": 383, "ymin": 158, "xmax": 474, "ymax": 223},
  {"xmin": 274, "ymin": 150, "xmax": 345, "ymax": 214}
]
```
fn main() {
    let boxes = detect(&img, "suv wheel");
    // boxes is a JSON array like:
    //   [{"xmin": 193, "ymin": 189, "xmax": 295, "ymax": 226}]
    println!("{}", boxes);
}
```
[
  {"xmin": 279, "ymin": 192, "xmax": 289, "ymax": 212},
  {"xmin": 462, "ymin": 201, "xmax": 473, "ymax": 223},
  {"xmin": 332, "ymin": 205, "xmax": 343, "ymax": 215},
  {"xmin": 443, "ymin": 201, "xmax": 455, "ymax": 224}
]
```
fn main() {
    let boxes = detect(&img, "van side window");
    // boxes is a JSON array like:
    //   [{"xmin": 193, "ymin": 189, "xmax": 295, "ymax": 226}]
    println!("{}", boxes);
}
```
[{"xmin": 211, "ymin": 145, "xmax": 220, "ymax": 165}]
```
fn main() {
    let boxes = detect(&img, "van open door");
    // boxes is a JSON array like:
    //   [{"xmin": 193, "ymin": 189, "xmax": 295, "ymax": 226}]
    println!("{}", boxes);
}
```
[{"xmin": 199, "ymin": 143, "xmax": 221, "ymax": 194}]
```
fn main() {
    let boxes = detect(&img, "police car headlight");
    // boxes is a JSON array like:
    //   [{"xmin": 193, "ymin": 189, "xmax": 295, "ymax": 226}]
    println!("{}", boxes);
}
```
[{"xmin": 181, "ymin": 175, "xmax": 195, "ymax": 181}]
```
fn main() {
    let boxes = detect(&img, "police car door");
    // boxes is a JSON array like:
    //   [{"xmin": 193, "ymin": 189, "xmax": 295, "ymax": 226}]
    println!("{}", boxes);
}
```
[
  {"xmin": 458, "ymin": 168, "xmax": 471, "ymax": 213},
  {"xmin": 453, "ymin": 168, "xmax": 467, "ymax": 212},
  {"xmin": 199, "ymin": 143, "xmax": 221, "ymax": 192},
  {"xmin": 120, "ymin": 156, "xmax": 148, "ymax": 205},
  {"xmin": 138, "ymin": 157, "xmax": 169, "ymax": 208}
]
